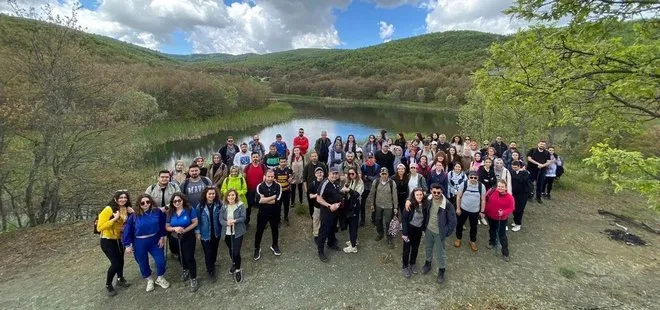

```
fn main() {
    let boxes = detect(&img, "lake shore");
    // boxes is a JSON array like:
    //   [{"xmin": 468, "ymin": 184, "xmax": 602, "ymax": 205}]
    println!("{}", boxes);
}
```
[{"xmin": 272, "ymin": 93, "xmax": 458, "ymax": 112}]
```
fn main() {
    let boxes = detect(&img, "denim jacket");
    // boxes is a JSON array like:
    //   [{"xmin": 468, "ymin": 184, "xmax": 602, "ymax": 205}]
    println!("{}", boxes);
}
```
[{"xmin": 194, "ymin": 201, "xmax": 222, "ymax": 240}]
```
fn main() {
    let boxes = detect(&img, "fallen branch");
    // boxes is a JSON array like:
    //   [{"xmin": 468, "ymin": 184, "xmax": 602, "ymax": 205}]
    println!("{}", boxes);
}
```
[{"xmin": 597, "ymin": 209, "xmax": 660, "ymax": 235}]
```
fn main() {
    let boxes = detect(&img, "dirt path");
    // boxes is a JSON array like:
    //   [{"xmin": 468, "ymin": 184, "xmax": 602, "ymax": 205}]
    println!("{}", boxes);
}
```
[{"xmin": 0, "ymin": 189, "xmax": 658, "ymax": 310}]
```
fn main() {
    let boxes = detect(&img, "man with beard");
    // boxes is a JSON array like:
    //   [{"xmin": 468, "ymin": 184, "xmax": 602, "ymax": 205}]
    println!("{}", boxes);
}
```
[
  {"xmin": 180, "ymin": 164, "xmax": 212, "ymax": 208},
  {"xmin": 253, "ymin": 169, "xmax": 283, "ymax": 260},
  {"xmin": 314, "ymin": 131, "xmax": 332, "ymax": 164},
  {"xmin": 315, "ymin": 167, "xmax": 343, "ymax": 262},
  {"xmin": 219, "ymin": 136, "xmax": 239, "ymax": 166},
  {"xmin": 526, "ymin": 140, "xmax": 551, "ymax": 204},
  {"xmin": 375, "ymin": 143, "xmax": 395, "ymax": 176},
  {"xmin": 233, "ymin": 143, "xmax": 251, "ymax": 172},
  {"xmin": 293, "ymin": 128, "xmax": 310, "ymax": 156},
  {"xmin": 244, "ymin": 153, "xmax": 267, "ymax": 226},
  {"xmin": 340, "ymin": 151, "xmax": 360, "ymax": 181}
]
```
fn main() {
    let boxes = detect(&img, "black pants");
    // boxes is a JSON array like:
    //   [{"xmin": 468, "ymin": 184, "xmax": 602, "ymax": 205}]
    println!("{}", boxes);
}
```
[
  {"xmin": 224, "ymin": 235, "xmax": 243, "ymax": 269},
  {"xmin": 544, "ymin": 177, "xmax": 555, "ymax": 195},
  {"xmin": 255, "ymin": 210, "xmax": 280, "ymax": 249},
  {"xmin": 177, "ymin": 232, "xmax": 197, "ymax": 279},
  {"xmin": 397, "ymin": 192, "xmax": 407, "ymax": 214},
  {"xmin": 307, "ymin": 192, "xmax": 315, "ymax": 218},
  {"xmin": 291, "ymin": 183, "xmax": 303, "ymax": 204},
  {"xmin": 487, "ymin": 218, "xmax": 509, "ymax": 257},
  {"xmin": 317, "ymin": 209, "xmax": 338, "ymax": 253},
  {"xmin": 246, "ymin": 190, "xmax": 257, "ymax": 225},
  {"xmin": 347, "ymin": 215, "xmax": 359, "ymax": 247},
  {"xmin": 456, "ymin": 210, "xmax": 479, "ymax": 242},
  {"xmin": 360, "ymin": 189, "xmax": 370, "ymax": 224},
  {"xmin": 513, "ymin": 193, "xmax": 528, "ymax": 225},
  {"xmin": 402, "ymin": 225, "xmax": 423, "ymax": 268},
  {"xmin": 201, "ymin": 236, "xmax": 219, "ymax": 274},
  {"xmin": 281, "ymin": 190, "xmax": 291, "ymax": 220},
  {"xmin": 534, "ymin": 169, "xmax": 547, "ymax": 199},
  {"xmin": 100, "ymin": 238, "xmax": 125, "ymax": 286},
  {"xmin": 167, "ymin": 234, "xmax": 179, "ymax": 256}
]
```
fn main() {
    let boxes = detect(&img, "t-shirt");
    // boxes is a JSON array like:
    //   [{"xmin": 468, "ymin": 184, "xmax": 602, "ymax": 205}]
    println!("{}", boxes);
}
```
[
  {"xmin": 225, "ymin": 204, "xmax": 237, "ymax": 235},
  {"xmin": 245, "ymin": 164, "xmax": 266, "ymax": 191},
  {"xmin": 274, "ymin": 167, "xmax": 292, "ymax": 191},
  {"xmin": 225, "ymin": 146, "xmax": 237, "ymax": 165},
  {"xmin": 167, "ymin": 208, "xmax": 197, "ymax": 228},
  {"xmin": 458, "ymin": 182, "xmax": 485, "ymax": 213},
  {"xmin": 319, "ymin": 179, "xmax": 342, "ymax": 215},
  {"xmin": 256, "ymin": 182, "xmax": 282, "ymax": 212},
  {"xmin": 264, "ymin": 153, "xmax": 281, "ymax": 169},
  {"xmin": 527, "ymin": 148, "xmax": 551, "ymax": 170},
  {"xmin": 410, "ymin": 207, "xmax": 424, "ymax": 228},
  {"xmin": 427, "ymin": 200, "xmax": 440, "ymax": 234},
  {"xmin": 183, "ymin": 178, "xmax": 211, "ymax": 208},
  {"xmin": 407, "ymin": 176, "xmax": 418, "ymax": 195}
]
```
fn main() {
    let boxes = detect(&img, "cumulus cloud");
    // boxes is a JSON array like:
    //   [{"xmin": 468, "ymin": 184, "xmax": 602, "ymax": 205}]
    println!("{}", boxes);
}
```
[
  {"xmin": 421, "ymin": 0, "xmax": 524, "ymax": 34},
  {"xmin": 378, "ymin": 21, "xmax": 395, "ymax": 42},
  {"xmin": 366, "ymin": 0, "xmax": 421, "ymax": 8}
]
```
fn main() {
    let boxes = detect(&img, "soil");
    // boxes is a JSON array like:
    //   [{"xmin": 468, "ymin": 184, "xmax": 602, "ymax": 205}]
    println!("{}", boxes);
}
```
[{"xmin": 0, "ymin": 188, "xmax": 658, "ymax": 310}]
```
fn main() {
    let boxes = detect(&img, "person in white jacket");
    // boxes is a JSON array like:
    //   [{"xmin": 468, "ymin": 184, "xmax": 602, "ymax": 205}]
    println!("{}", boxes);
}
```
[{"xmin": 494, "ymin": 158, "xmax": 512, "ymax": 194}]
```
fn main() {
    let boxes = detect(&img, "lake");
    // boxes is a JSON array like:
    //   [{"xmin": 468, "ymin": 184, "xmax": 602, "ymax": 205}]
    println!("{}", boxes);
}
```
[{"xmin": 148, "ymin": 103, "xmax": 458, "ymax": 168}]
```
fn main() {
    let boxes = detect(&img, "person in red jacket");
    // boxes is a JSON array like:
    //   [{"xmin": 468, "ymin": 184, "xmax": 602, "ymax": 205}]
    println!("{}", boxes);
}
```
[
  {"xmin": 293, "ymin": 128, "xmax": 310, "ymax": 155},
  {"xmin": 483, "ymin": 179, "xmax": 514, "ymax": 262},
  {"xmin": 244, "ymin": 152, "xmax": 267, "ymax": 226}
]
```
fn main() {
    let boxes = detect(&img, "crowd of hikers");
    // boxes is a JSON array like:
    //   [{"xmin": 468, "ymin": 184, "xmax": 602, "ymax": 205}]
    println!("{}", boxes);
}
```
[{"xmin": 95, "ymin": 128, "xmax": 564, "ymax": 296}]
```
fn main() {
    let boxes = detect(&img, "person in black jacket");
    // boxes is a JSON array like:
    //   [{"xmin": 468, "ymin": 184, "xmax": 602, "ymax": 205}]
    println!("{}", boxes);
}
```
[
  {"xmin": 477, "ymin": 158, "xmax": 497, "ymax": 191},
  {"xmin": 490, "ymin": 136, "xmax": 508, "ymax": 158},
  {"xmin": 510, "ymin": 161, "xmax": 531, "ymax": 232},
  {"xmin": 218, "ymin": 136, "xmax": 240, "ymax": 166},
  {"xmin": 303, "ymin": 151, "xmax": 328, "ymax": 218},
  {"xmin": 375, "ymin": 143, "xmax": 395, "ymax": 175},
  {"xmin": 401, "ymin": 188, "xmax": 429, "ymax": 278}
]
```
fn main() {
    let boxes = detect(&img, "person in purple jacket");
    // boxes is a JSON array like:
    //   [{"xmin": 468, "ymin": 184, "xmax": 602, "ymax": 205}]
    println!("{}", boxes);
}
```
[{"xmin": 123, "ymin": 194, "xmax": 171, "ymax": 292}]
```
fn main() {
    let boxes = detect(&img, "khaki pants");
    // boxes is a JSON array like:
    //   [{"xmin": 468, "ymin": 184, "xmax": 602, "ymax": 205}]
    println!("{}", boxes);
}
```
[{"xmin": 312, "ymin": 207, "xmax": 321, "ymax": 237}]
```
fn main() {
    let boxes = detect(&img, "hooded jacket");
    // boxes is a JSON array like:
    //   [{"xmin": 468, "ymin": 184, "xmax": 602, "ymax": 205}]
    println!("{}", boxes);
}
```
[{"xmin": 220, "ymin": 174, "xmax": 248, "ymax": 204}]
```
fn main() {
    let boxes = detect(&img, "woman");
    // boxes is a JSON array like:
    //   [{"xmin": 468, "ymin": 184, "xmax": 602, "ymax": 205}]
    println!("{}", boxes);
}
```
[
  {"xmin": 432, "ymin": 151, "xmax": 448, "ymax": 170},
  {"xmin": 450, "ymin": 135, "xmax": 464, "ymax": 155},
  {"xmin": 329, "ymin": 140, "xmax": 346, "ymax": 170},
  {"xmin": 344, "ymin": 134, "xmax": 358, "ymax": 154},
  {"xmin": 195, "ymin": 187, "xmax": 222, "ymax": 282},
  {"xmin": 377, "ymin": 130, "xmax": 388, "ymax": 147},
  {"xmin": 447, "ymin": 147, "xmax": 460, "ymax": 168},
  {"xmin": 219, "ymin": 189, "xmax": 247, "ymax": 283},
  {"xmin": 172, "ymin": 160, "xmax": 187, "ymax": 185},
  {"xmin": 207, "ymin": 153, "xmax": 229, "ymax": 187},
  {"xmin": 431, "ymin": 132, "xmax": 439, "ymax": 143},
  {"xmin": 392, "ymin": 146, "xmax": 408, "ymax": 171},
  {"xmin": 221, "ymin": 166, "xmax": 248, "ymax": 204},
  {"xmin": 354, "ymin": 147, "xmax": 364, "ymax": 167},
  {"xmin": 470, "ymin": 152, "xmax": 484, "ymax": 172},
  {"xmin": 166, "ymin": 193, "xmax": 199, "ymax": 292},
  {"xmin": 486, "ymin": 147, "xmax": 498, "ymax": 162},
  {"xmin": 506, "ymin": 151, "xmax": 526, "ymax": 171},
  {"xmin": 394, "ymin": 133, "xmax": 407, "ymax": 151},
  {"xmin": 447, "ymin": 162, "xmax": 467, "ymax": 206},
  {"xmin": 415, "ymin": 133, "xmax": 424, "ymax": 144},
  {"xmin": 478, "ymin": 158, "xmax": 497, "ymax": 191},
  {"xmin": 392, "ymin": 164, "xmax": 409, "ymax": 213},
  {"xmin": 407, "ymin": 146, "xmax": 419, "ymax": 166},
  {"xmin": 123, "ymin": 194, "xmax": 170, "ymax": 292},
  {"xmin": 543, "ymin": 147, "xmax": 563, "ymax": 200},
  {"xmin": 407, "ymin": 163, "xmax": 428, "ymax": 195},
  {"xmin": 288, "ymin": 146, "xmax": 305, "ymax": 206},
  {"xmin": 430, "ymin": 141, "xmax": 439, "ymax": 157},
  {"xmin": 97, "ymin": 190, "xmax": 133, "ymax": 296},
  {"xmin": 342, "ymin": 168, "xmax": 364, "ymax": 253},
  {"xmin": 363, "ymin": 135, "xmax": 379, "ymax": 155},
  {"xmin": 483, "ymin": 180, "xmax": 515, "ymax": 262},
  {"xmin": 401, "ymin": 188, "xmax": 429, "ymax": 278},
  {"xmin": 463, "ymin": 136, "xmax": 472, "ymax": 154},
  {"xmin": 427, "ymin": 161, "xmax": 449, "ymax": 195},
  {"xmin": 494, "ymin": 158, "xmax": 512, "ymax": 194},
  {"xmin": 193, "ymin": 156, "xmax": 208, "ymax": 177},
  {"xmin": 418, "ymin": 155, "xmax": 431, "ymax": 180}
]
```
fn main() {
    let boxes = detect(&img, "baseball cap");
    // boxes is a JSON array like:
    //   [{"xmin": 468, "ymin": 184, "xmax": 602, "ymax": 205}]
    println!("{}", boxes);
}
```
[
  {"xmin": 367, "ymin": 152, "xmax": 374, "ymax": 158},
  {"xmin": 314, "ymin": 167, "xmax": 324, "ymax": 173},
  {"xmin": 380, "ymin": 167, "xmax": 389, "ymax": 174},
  {"xmin": 329, "ymin": 167, "xmax": 340, "ymax": 174}
]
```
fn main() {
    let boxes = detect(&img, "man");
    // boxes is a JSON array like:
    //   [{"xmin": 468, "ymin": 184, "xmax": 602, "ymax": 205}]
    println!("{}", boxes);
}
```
[
  {"xmin": 501, "ymin": 142, "xmax": 518, "ymax": 168},
  {"xmin": 249, "ymin": 135, "xmax": 267, "ymax": 159},
  {"xmin": 180, "ymin": 164, "xmax": 212, "ymax": 208},
  {"xmin": 315, "ymin": 167, "xmax": 343, "ymax": 262},
  {"xmin": 308, "ymin": 167, "xmax": 326, "ymax": 241},
  {"xmin": 360, "ymin": 152, "xmax": 380, "ymax": 227},
  {"xmin": 293, "ymin": 128, "xmax": 310, "ymax": 155},
  {"xmin": 437, "ymin": 134, "xmax": 451, "ymax": 154},
  {"xmin": 526, "ymin": 140, "xmax": 551, "ymax": 203},
  {"xmin": 454, "ymin": 171, "xmax": 485, "ymax": 252},
  {"xmin": 366, "ymin": 167, "xmax": 398, "ymax": 247},
  {"xmin": 303, "ymin": 151, "xmax": 328, "ymax": 218},
  {"xmin": 207, "ymin": 153, "xmax": 229, "ymax": 187},
  {"xmin": 233, "ymin": 142, "xmax": 251, "ymax": 171},
  {"xmin": 253, "ymin": 169, "xmax": 283, "ymax": 260},
  {"xmin": 314, "ymin": 131, "xmax": 332, "ymax": 164},
  {"xmin": 510, "ymin": 161, "xmax": 531, "ymax": 231},
  {"xmin": 375, "ymin": 143, "xmax": 395, "ymax": 176},
  {"xmin": 273, "ymin": 134, "xmax": 289, "ymax": 158},
  {"xmin": 340, "ymin": 151, "xmax": 360, "ymax": 181},
  {"xmin": 468, "ymin": 141, "xmax": 480, "ymax": 158},
  {"xmin": 219, "ymin": 136, "xmax": 239, "ymax": 166},
  {"xmin": 244, "ymin": 153, "xmax": 267, "ymax": 226},
  {"xmin": 421, "ymin": 184, "xmax": 457, "ymax": 285},
  {"xmin": 491, "ymin": 136, "xmax": 508, "ymax": 158},
  {"xmin": 274, "ymin": 157, "xmax": 293, "ymax": 225},
  {"xmin": 263, "ymin": 144, "xmax": 281, "ymax": 170},
  {"xmin": 146, "ymin": 170, "xmax": 181, "ymax": 259}
]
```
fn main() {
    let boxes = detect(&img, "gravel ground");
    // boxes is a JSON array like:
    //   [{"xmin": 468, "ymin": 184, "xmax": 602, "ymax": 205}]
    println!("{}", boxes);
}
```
[{"xmin": 0, "ymin": 189, "xmax": 658, "ymax": 310}]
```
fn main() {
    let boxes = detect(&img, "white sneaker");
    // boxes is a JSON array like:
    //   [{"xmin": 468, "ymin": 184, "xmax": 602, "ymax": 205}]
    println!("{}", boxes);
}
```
[
  {"xmin": 345, "ymin": 240, "xmax": 360, "ymax": 246},
  {"xmin": 506, "ymin": 226, "xmax": 508, "ymax": 231},
  {"xmin": 146, "ymin": 279, "xmax": 155, "ymax": 292},
  {"xmin": 155, "ymin": 276, "xmax": 170, "ymax": 289},
  {"xmin": 511, "ymin": 225, "xmax": 522, "ymax": 232},
  {"xmin": 343, "ymin": 245, "xmax": 358, "ymax": 253},
  {"xmin": 480, "ymin": 218, "xmax": 488, "ymax": 225}
]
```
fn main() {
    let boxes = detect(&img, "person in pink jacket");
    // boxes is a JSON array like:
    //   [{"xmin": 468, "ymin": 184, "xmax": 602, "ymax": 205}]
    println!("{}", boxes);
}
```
[{"xmin": 483, "ymin": 179, "xmax": 515, "ymax": 262}]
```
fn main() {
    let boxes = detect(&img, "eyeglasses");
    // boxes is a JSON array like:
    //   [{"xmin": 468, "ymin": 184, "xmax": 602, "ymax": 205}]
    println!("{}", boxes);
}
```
[
  {"xmin": 410, "ymin": 167, "xmax": 417, "ymax": 169},
  {"xmin": 173, "ymin": 199, "xmax": 183, "ymax": 204},
  {"xmin": 140, "ymin": 200, "xmax": 151, "ymax": 206},
  {"xmin": 380, "ymin": 173, "xmax": 388, "ymax": 175},
  {"xmin": 431, "ymin": 191, "xmax": 442, "ymax": 195}
]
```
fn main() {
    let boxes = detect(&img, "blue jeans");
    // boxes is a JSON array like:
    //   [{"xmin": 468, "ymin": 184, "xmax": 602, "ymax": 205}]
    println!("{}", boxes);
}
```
[{"xmin": 133, "ymin": 236, "xmax": 166, "ymax": 278}]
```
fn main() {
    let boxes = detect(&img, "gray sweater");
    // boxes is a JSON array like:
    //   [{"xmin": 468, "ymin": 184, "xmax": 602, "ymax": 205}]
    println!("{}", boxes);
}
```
[{"xmin": 367, "ymin": 179, "xmax": 398, "ymax": 209}]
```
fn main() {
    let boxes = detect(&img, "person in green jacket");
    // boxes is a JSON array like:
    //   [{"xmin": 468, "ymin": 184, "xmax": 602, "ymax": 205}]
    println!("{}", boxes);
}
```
[{"xmin": 221, "ymin": 166, "xmax": 248, "ymax": 203}]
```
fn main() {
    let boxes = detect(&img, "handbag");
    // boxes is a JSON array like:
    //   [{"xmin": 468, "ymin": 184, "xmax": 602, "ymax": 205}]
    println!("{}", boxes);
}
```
[{"xmin": 388, "ymin": 213, "xmax": 402, "ymax": 237}]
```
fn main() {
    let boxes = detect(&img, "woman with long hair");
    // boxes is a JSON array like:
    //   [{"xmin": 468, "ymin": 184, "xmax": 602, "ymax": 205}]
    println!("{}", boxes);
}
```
[
  {"xmin": 195, "ymin": 186, "xmax": 222, "ymax": 282},
  {"xmin": 431, "ymin": 132, "xmax": 439, "ymax": 143},
  {"xmin": 506, "ymin": 151, "xmax": 526, "ymax": 171},
  {"xmin": 288, "ymin": 146, "xmax": 305, "ymax": 206},
  {"xmin": 123, "ymin": 194, "xmax": 170, "ymax": 292},
  {"xmin": 363, "ymin": 135, "xmax": 379, "ymax": 155},
  {"xmin": 345, "ymin": 134, "xmax": 358, "ymax": 154},
  {"xmin": 219, "ymin": 189, "xmax": 247, "ymax": 283},
  {"xmin": 394, "ymin": 133, "xmax": 407, "ymax": 151},
  {"xmin": 418, "ymin": 155, "xmax": 430, "ymax": 180},
  {"xmin": 407, "ymin": 163, "xmax": 428, "ymax": 195},
  {"xmin": 96, "ymin": 190, "xmax": 133, "ymax": 296},
  {"xmin": 447, "ymin": 146, "xmax": 459, "ymax": 168},
  {"xmin": 392, "ymin": 163, "xmax": 409, "ymax": 213},
  {"xmin": 432, "ymin": 151, "xmax": 448, "ymax": 170},
  {"xmin": 478, "ymin": 158, "xmax": 497, "ymax": 191},
  {"xmin": 401, "ymin": 188, "xmax": 429, "ymax": 278},
  {"xmin": 342, "ymin": 167, "xmax": 364, "ymax": 253},
  {"xmin": 166, "ymin": 193, "xmax": 199, "ymax": 292},
  {"xmin": 450, "ymin": 135, "xmax": 464, "ymax": 155},
  {"xmin": 543, "ymin": 147, "xmax": 563, "ymax": 200},
  {"xmin": 484, "ymin": 179, "xmax": 515, "ymax": 262},
  {"xmin": 486, "ymin": 147, "xmax": 498, "ymax": 162}
]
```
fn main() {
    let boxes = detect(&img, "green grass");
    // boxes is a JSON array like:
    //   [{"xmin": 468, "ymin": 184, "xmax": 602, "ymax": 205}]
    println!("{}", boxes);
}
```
[
  {"xmin": 272, "ymin": 94, "xmax": 457, "ymax": 112},
  {"xmin": 558, "ymin": 266, "xmax": 577, "ymax": 280}
]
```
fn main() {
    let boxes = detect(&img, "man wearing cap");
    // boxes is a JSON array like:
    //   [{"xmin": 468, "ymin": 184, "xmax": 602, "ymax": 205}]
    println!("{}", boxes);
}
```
[
  {"xmin": 454, "ymin": 170, "xmax": 485, "ymax": 252},
  {"xmin": 375, "ymin": 143, "xmax": 395, "ymax": 176},
  {"xmin": 315, "ymin": 167, "xmax": 343, "ymax": 262},
  {"xmin": 308, "ymin": 167, "xmax": 326, "ymax": 241},
  {"xmin": 366, "ymin": 167, "xmax": 398, "ymax": 247},
  {"xmin": 360, "ymin": 152, "xmax": 380, "ymax": 227},
  {"xmin": 303, "ymin": 151, "xmax": 328, "ymax": 218}
]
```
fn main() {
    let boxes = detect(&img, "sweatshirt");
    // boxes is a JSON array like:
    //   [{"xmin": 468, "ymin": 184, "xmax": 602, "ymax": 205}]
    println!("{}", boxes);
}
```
[{"xmin": 122, "ymin": 208, "xmax": 166, "ymax": 247}]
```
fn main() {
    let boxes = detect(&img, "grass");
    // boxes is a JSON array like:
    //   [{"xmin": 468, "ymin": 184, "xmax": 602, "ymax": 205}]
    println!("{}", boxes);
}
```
[
  {"xmin": 272, "ymin": 94, "xmax": 458, "ymax": 112},
  {"xmin": 558, "ymin": 267, "xmax": 577, "ymax": 280},
  {"xmin": 138, "ymin": 102, "xmax": 294, "ymax": 145}
]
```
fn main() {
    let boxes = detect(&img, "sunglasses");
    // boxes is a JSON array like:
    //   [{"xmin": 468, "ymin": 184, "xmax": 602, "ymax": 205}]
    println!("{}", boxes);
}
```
[
  {"xmin": 431, "ymin": 191, "xmax": 442, "ymax": 195},
  {"xmin": 140, "ymin": 200, "xmax": 151, "ymax": 206},
  {"xmin": 173, "ymin": 199, "xmax": 183, "ymax": 204},
  {"xmin": 228, "ymin": 140, "xmax": 234, "ymax": 143},
  {"xmin": 469, "ymin": 177, "xmax": 478, "ymax": 179}
]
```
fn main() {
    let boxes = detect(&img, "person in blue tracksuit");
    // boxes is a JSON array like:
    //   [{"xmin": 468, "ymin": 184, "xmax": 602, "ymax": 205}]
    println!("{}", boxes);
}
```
[
  {"xmin": 123, "ymin": 194, "xmax": 171, "ymax": 292},
  {"xmin": 195, "ymin": 186, "xmax": 222, "ymax": 282}
]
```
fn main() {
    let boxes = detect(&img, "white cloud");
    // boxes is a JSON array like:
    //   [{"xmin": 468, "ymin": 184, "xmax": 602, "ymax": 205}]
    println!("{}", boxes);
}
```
[
  {"xmin": 367, "ymin": 0, "xmax": 421, "ymax": 8},
  {"xmin": 378, "ymin": 21, "xmax": 395, "ymax": 42},
  {"xmin": 421, "ymin": 0, "xmax": 524, "ymax": 34}
]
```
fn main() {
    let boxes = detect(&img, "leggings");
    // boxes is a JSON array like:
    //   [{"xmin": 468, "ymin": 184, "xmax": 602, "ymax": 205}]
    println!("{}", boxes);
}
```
[
  {"xmin": 100, "ymin": 238, "xmax": 125, "ymax": 286},
  {"xmin": 133, "ymin": 236, "xmax": 166, "ymax": 278},
  {"xmin": 201, "ymin": 237, "xmax": 220, "ymax": 274},
  {"xmin": 290, "ymin": 183, "xmax": 303, "ymax": 204},
  {"xmin": 224, "ymin": 234, "xmax": 243, "ymax": 270},
  {"xmin": 402, "ymin": 225, "xmax": 423, "ymax": 268},
  {"xmin": 177, "ymin": 232, "xmax": 197, "ymax": 279},
  {"xmin": 544, "ymin": 177, "xmax": 555, "ymax": 195}
]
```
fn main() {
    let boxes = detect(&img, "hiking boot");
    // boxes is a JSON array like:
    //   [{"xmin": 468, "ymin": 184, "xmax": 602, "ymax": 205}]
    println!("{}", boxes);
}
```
[
  {"xmin": 155, "ymin": 276, "xmax": 170, "ymax": 289},
  {"xmin": 270, "ymin": 246, "xmax": 282, "ymax": 256},
  {"xmin": 343, "ymin": 245, "xmax": 358, "ymax": 253},
  {"xmin": 503, "ymin": 255, "xmax": 511, "ymax": 262},
  {"xmin": 190, "ymin": 279, "xmax": 198, "ymax": 292},
  {"xmin": 181, "ymin": 270, "xmax": 190, "ymax": 282},
  {"xmin": 454, "ymin": 239, "xmax": 462, "ymax": 248},
  {"xmin": 375, "ymin": 234, "xmax": 384, "ymax": 241},
  {"xmin": 487, "ymin": 243, "xmax": 495, "ymax": 249},
  {"xmin": 421, "ymin": 261, "xmax": 432, "ymax": 275},
  {"xmin": 318, "ymin": 251, "xmax": 329, "ymax": 263},
  {"xmin": 253, "ymin": 248, "xmax": 261, "ymax": 261},
  {"xmin": 234, "ymin": 269, "xmax": 243, "ymax": 283},
  {"xmin": 511, "ymin": 224, "xmax": 522, "ymax": 232},
  {"xmin": 410, "ymin": 265, "xmax": 419, "ymax": 274},
  {"xmin": 105, "ymin": 285, "xmax": 117, "ymax": 297},
  {"xmin": 437, "ymin": 268, "xmax": 446, "ymax": 284},
  {"xmin": 116, "ymin": 278, "xmax": 130, "ymax": 288},
  {"xmin": 328, "ymin": 244, "xmax": 341, "ymax": 251},
  {"xmin": 470, "ymin": 241, "xmax": 478, "ymax": 252},
  {"xmin": 402, "ymin": 267, "xmax": 412, "ymax": 279},
  {"xmin": 146, "ymin": 279, "xmax": 155, "ymax": 292}
]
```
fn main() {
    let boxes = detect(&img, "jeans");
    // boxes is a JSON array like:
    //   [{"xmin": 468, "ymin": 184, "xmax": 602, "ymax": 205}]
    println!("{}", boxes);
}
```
[
  {"xmin": 100, "ymin": 238, "xmax": 125, "ymax": 286},
  {"xmin": 487, "ymin": 218, "xmax": 509, "ymax": 257},
  {"xmin": 455, "ymin": 210, "xmax": 479, "ymax": 242},
  {"xmin": 291, "ymin": 183, "xmax": 303, "ymax": 204},
  {"xmin": 374, "ymin": 206, "xmax": 393, "ymax": 237},
  {"xmin": 513, "ymin": 193, "xmax": 528, "ymax": 225},
  {"xmin": 402, "ymin": 225, "xmax": 423, "ymax": 268},
  {"xmin": 177, "ymin": 232, "xmax": 197, "ymax": 279},
  {"xmin": 201, "ymin": 236, "xmax": 220, "ymax": 274},
  {"xmin": 133, "ymin": 236, "xmax": 166, "ymax": 278},
  {"xmin": 347, "ymin": 215, "xmax": 359, "ymax": 247},
  {"xmin": 281, "ymin": 190, "xmax": 291, "ymax": 220},
  {"xmin": 255, "ymin": 209, "xmax": 280, "ymax": 249},
  {"xmin": 224, "ymin": 235, "xmax": 243, "ymax": 269},
  {"xmin": 424, "ymin": 230, "xmax": 447, "ymax": 269},
  {"xmin": 317, "ymin": 209, "xmax": 338, "ymax": 252}
]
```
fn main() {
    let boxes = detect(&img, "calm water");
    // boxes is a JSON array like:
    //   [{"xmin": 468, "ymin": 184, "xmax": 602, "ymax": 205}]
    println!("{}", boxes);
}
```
[{"xmin": 148, "ymin": 104, "xmax": 457, "ymax": 168}]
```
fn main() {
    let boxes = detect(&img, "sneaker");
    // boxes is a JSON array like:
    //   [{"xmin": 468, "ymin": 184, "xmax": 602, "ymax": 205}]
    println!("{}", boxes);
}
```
[
  {"xmin": 546, "ymin": 193, "xmax": 552, "ymax": 200},
  {"xmin": 234, "ymin": 269, "xmax": 242, "ymax": 283},
  {"xmin": 343, "ymin": 245, "xmax": 358, "ymax": 253},
  {"xmin": 229, "ymin": 265, "xmax": 236, "ymax": 275},
  {"xmin": 146, "ymin": 279, "xmax": 155, "ymax": 292},
  {"xmin": 511, "ymin": 224, "xmax": 522, "ymax": 232},
  {"xmin": 253, "ymin": 248, "xmax": 261, "ymax": 261},
  {"xmin": 402, "ymin": 267, "xmax": 412, "ymax": 279},
  {"xmin": 480, "ymin": 218, "xmax": 488, "ymax": 225},
  {"xmin": 454, "ymin": 239, "xmax": 462, "ymax": 248},
  {"xmin": 208, "ymin": 272, "xmax": 217, "ymax": 283},
  {"xmin": 181, "ymin": 270, "xmax": 190, "ymax": 282},
  {"xmin": 503, "ymin": 255, "xmax": 511, "ymax": 262},
  {"xmin": 374, "ymin": 234, "xmax": 383, "ymax": 241},
  {"xmin": 487, "ymin": 243, "xmax": 495, "ymax": 249},
  {"xmin": 410, "ymin": 265, "xmax": 419, "ymax": 274},
  {"xmin": 190, "ymin": 279, "xmax": 198, "ymax": 292},
  {"xmin": 345, "ymin": 240, "xmax": 360, "ymax": 246},
  {"xmin": 155, "ymin": 276, "xmax": 170, "ymax": 289},
  {"xmin": 470, "ymin": 241, "xmax": 478, "ymax": 252},
  {"xmin": 506, "ymin": 226, "xmax": 508, "ymax": 231},
  {"xmin": 328, "ymin": 244, "xmax": 341, "ymax": 251},
  {"xmin": 537, "ymin": 198, "xmax": 543, "ymax": 204},
  {"xmin": 105, "ymin": 285, "xmax": 117, "ymax": 297},
  {"xmin": 421, "ymin": 261, "xmax": 432, "ymax": 275},
  {"xmin": 318, "ymin": 251, "xmax": 329, "ymax": 263},
  {"xmin": 116, "ymin": 278, "xmax": 131, "ymax": 288},
  {"xmin": 270, "ymin": 246, "xmax": 282, "ymax": 256}
]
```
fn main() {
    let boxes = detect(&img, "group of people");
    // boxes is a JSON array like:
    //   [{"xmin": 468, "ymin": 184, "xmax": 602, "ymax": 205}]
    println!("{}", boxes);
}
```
[{"xmin": 96, "ymin": 128, "xmax": 564, "ymax": 295}]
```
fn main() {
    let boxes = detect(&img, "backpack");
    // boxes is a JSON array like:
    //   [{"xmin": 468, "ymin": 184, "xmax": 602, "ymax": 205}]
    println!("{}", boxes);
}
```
[
  {"xmin": 462, "ymin": 181, "xmax": 483, "ymax": 196},
  {"xmin": 223, "ymin": 176, "xmax": 245, "ymax": 191},
  {"xmin": 373, "ymin": 179, "xmax": 395, "ymax": 209},
  {"xmin": 181, "ymin": 177, "xmax": 211, "ymax": 195}
]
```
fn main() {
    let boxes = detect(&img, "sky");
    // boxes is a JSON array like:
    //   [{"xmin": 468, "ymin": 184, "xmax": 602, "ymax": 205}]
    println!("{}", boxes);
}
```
[{"xmin": 1, "ymin": 0, "xmax": 528, "ymax": 55}]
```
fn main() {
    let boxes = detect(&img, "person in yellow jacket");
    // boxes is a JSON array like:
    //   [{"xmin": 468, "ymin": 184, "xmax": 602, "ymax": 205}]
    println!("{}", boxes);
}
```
[
  {"xmin": 96, "ymin": 190, "xmax": 134, "ymax": 297},
  {"xmin": 221, "ymin": 166, "xmax": 248, "ymax": 203}
]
